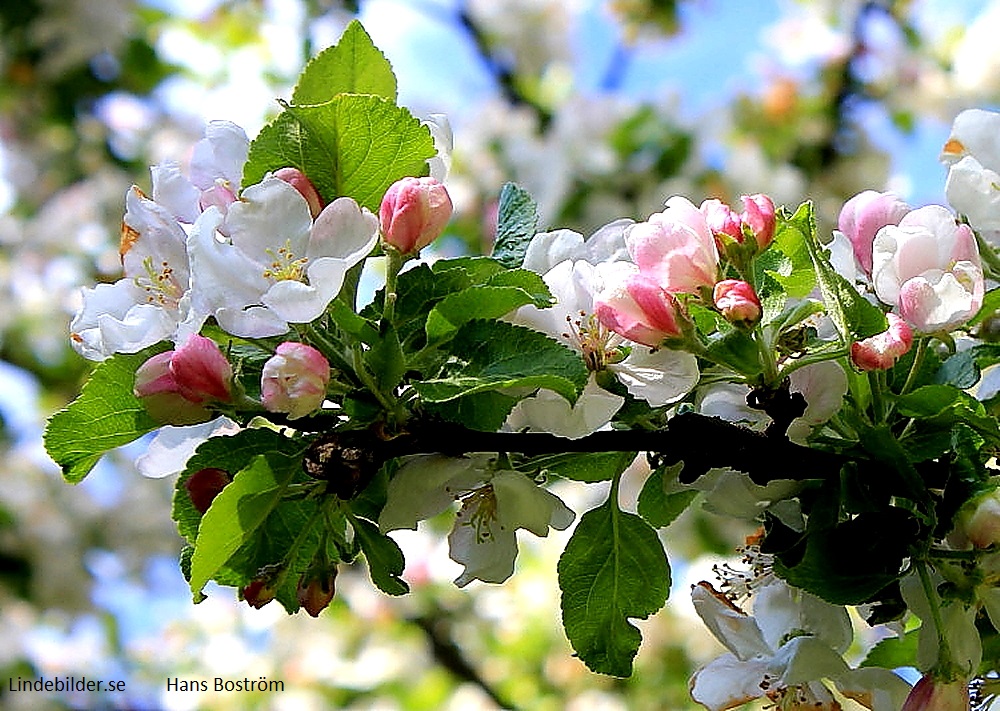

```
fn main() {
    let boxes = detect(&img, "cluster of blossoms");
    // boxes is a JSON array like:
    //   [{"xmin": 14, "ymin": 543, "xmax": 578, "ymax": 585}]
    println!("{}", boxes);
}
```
[{"xmin": 51, "ymin": 29, "xmax": 1000, "ymax": 703}]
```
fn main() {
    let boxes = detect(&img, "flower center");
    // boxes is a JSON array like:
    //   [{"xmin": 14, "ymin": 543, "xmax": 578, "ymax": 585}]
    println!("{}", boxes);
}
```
[
  {"xmin": 134, "ymin": 256, "xmax": 184, "ymax": 308},
  {"xmin": 263, "ymin": 239, "xmax": 309, "ymax": 282},
  {"xmin": 562, "ymin": 310, "xmax": 623, "ymax": 371},
  {"xmin": 459, "ymin": 485, "xmax": 499, "ymax": 543},
  {"xmin": 760, "ymin": 677, "xmax": 837, "ymax": 710},
  {"xmin": 712, "ymin": 540, "xmax": 774, "ymax": 604}
]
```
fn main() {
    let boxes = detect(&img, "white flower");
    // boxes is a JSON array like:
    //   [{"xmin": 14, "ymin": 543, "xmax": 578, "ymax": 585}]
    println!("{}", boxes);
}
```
[
  {"xmin": 151, "ymin": 120, "xmax": 249, "ymax": 224},
  {"xmin": 690, "ymin": 580, "xmax": 910, "ymax": 711},
  {"xmin": 187, "ymin": 177, "xmax": 379, "ymax": 338},
  {"xmin": 507, "ymin": 243, "xmax": 699, "ymax": 438},
  {"xmin": 135, "ymin": 416, "xmax": 240, "ymax": 479},
  {"xmin": 70, "ymin": 187, "xmax": 206, "ymax": 360},
  {"xmin": 941, "ymin": 108, "xmax": 1000, "ymax": 233},
  {"xmin": 379, "ymin": 455, "xmax": 575, "ymax": 587}
]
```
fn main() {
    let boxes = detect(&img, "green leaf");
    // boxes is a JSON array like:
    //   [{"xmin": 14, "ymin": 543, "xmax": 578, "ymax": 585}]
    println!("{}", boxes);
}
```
[
  {"xmin": 766, "ymin": 207, "xmax": 816, "ymax": 299},
  {"xmin": 425, "ymin": 283, "xmax": 551, "ymax": 344},
  {"xmin": 44, "ymin": 346, "xmax": 166, "ymax": 483},
  {"xmin": 527, "ymin": 451, "xmax": 637, "ymax": 483},
  {"xmin": 705, "ymin": 329, "xmax": 763, "ymax": 378},
  {"xmin": 492, "ymin": 182, "xmax": 539, "ymax": 268},
  {"xmin": 792, "ymin": 201, "xmax": 886, "ymax": 342},
  {"xmin": 364, "ymin": 325, "xmax": 406, "ymax": 394},
  {"xmin": 558, "ymin": 497, "xmax": 670, "ymax": 676},
  {"xmin": 424, "ymin": 391, "xmax": 519, "ymax": 432},
  {"xmin": 189, "ymin": 454, "xmax": 297, "ymax": 595},
  {"xmin": 860, "ymin": 628, "xmax": 919, "ymax": 669},
  {"xmin": 291, "ymin": 20, "xmax": 396, "ymax": 104},
  {"xmin": 638, "ymin": 463, "xmax": 697, "ymax": 528},
  {"xmin": 243, "ymin": 95, "xmax": 434, "ymax": 210},
  {"xmin": 413, "ymin": 320, "xmax": 588, "ymax": 406},
  {"xmin": 349, "ymin": 515, "xmax": 409, "ymax": 595},
  {"xmin": 936, "ymin": 344, "xmax": 1000, "ymax": 389}
]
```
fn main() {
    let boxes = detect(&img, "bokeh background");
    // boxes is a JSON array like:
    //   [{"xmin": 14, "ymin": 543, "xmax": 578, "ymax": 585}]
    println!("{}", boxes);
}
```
[{"xmin": 1, "ymin": 1, "xmax": 998, "ymax": 708}]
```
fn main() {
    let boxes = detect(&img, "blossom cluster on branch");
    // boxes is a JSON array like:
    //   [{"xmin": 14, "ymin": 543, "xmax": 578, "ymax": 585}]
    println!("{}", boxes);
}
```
[{"xmin": 42, "ymin": 19, "xmax": 1000, "ymax": 710}]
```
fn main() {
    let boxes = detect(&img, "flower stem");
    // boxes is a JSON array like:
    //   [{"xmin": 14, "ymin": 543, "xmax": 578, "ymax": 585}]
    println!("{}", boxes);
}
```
[
  {"xmin": 915, "ymin": 559, "xmax": 959, "ymax": 679},
  {"xmin": 900, "ymin": 337, "xmax": 928, "ymax": 396},
  {"xmin": 382, "ymin": 247, "xmax": 405, "ymax": 331}
]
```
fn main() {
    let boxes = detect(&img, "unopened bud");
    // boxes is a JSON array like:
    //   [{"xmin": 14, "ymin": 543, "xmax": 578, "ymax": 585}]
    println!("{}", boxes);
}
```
[
  {"xmin": 242, "ymin": 578, "xmax": 276, "ymax": 609},
  {"xmin": 274, "ymin": 167, "xmax": 324, "ymax": 218},
  {"xmin": 261, "ymin": 342, "xmax": 330, "ymax": 420},
  {"xmin": 134, "ymin": 336, "xmax": 233, "ymax": 424},
  {"xmin": 297, "ymin": 566, "xmax": 337, "ymax": 617},
  {"xmin": 740, "ymin": 193, "xmax": 775, "ymax": 250},
  {"xmin": 850, "ymin": 313, "xmax": 913, "ymax": 371},
  {"xmin": 379, "ymin": 176, "xmax": 453, "ymax": 254},
  {"xmin": 901, "ymin": 674, "xmax": 969, "ymax": 711},
  {"xmin": 184, "ymin": 467, "xmax": 231, "ymax": 514},
  {"xmin": 958, "ymin": 485, "xmax": 1000, "ymax": 548},
  {"xmin": 713, "ymin": 279, "xmax": 761, "ymax": 325}
]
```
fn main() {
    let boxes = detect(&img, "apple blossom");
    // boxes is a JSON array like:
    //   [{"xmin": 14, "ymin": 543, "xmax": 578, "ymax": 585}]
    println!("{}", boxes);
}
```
[
  {"xmin": 713, "ymin": 279, "xmax": 761, "ymax": 325},
  {"xmin": 188, "ymin": 177, "xmax": 379, "ymax": 338},
  {"xmin": 837, "ymin": 190, "xmax": 910, "ymax": 275},
  {"xmin": 133, "ymin": 334, "xmax": 233, "ymax": 424},
  {"xmin": 260, "ymin": 342, "xmax": 330, "ymax": 420},
  {"xmin": 379, "ymin": 455, "xmax": 575, "ymax": 586},
  {"xmin": 871, "ymin": 205, "xmax": 984, "ymax": 333},
  {"xmin": 941, "ymin": 108, "xmax": 1000, "ymax": 233},
  {"xmin": 627, "ymin": 195, "xmax": 719, "ymax": 295},
  {"xmin": 379, "ymin": 176, "xmax": 453, "ymax": 254},
  {"xmin": 594, "ymin": 262, "xmax": 687, "ymax": 346},
  {"xmin": 689, "ymin": 579, "xmax": 910, "ymax": 711},
  {"xmin": 151, "ymin": 120, "xmax": 249, "ymax": 224},
  {"xmin": 507, "ymin": 254, "xmax": 698, "ymax": 438},
  {"xmin": 850, "ymin": 313, "xmax": 913, "ymax": 371},
  {"xmin": 70, "ymin": 186, "xmax": 206, "ymax": 360}
]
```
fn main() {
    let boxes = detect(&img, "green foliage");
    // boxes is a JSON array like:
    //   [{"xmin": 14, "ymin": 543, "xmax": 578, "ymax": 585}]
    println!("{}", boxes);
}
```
[
  {"xmin": 243, "ymin": 96, "xmax": 435, "ymax": 211},
  {"xmin": 44, "ymin": 346, "xmax": 166, "ymax": 483},
  {"xmin": 348, "ymin": 514, "xmax": 409, "ymax": 596},
  {"xmin": 558, "ymin": 493, "xmax": 671, "ymax": 676},
  {"xmin": 292, "ymin": 20, "xmax": 397, "ymax": 103},
  {"xmin": 413, "ymin": 320, "xmax": 589, "ymax": 429},
  {"xmin": 492, "ymin": 182, "xmax": 540, "ymax": 268},
  {"xmin": 637, "ymin": 463, "xmax": 697, "ymax": 528},
  {"xmin": 522, "ymin": 451, "xmax": 638, "ymax": 483}
]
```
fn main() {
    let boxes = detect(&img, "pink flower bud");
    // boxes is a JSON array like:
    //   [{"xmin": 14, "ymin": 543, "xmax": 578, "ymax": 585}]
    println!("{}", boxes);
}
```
[
  {"xmin": 273, "ymin": 167, "xmax": 324, "ymax": 218},
  {"xmin": 958, "ymin": 486, "xmax": 1000, "ymax": 548},
  {"xmin": 298, "ymin": 567, "xmax": 337, "ymax": 617},
  {"xmin": 134, "ymin": 335, "xmax": 233, "ymax": 424},
  {"xmin": 838, "ymin": 190, "xmax": 910, "ymax": 275},
  {"xmin": 701, "ymin": 199, "xmax": 743, "ymax": 243},
  {"xmin": 849, "ymin": 313, "xmax": 913, "ymax": 371},
  {"xmin": 740, "ymin": 193, "xmax": 775, "ymax": 250},
  {"xmin": 242, "ymin": 578, "xmax": 276, "ymax": 609},
  {"xmin": 713, "ymin": 279, "xmax": 761, "ymax": 325},
  {"xmin": 629, "ymin": 196, "xmax": 720, "ymax": 295},
  {"xmin": 261, "ymin": 342, "xmax": 330, "ymax": 420},
  {"xmin": 594, "ymin": 266, "xmax": 685, "ymax": 347},
  {"xmin": 379, "ymin": 176, "xmax": 453, "ymax": 254},
  {"xmin": 901, "ymin": 674, "xmax": 969, "ymax": 711}
]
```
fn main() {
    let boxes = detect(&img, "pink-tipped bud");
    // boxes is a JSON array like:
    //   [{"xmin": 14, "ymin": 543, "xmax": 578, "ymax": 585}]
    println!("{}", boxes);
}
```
[
  {"xmin": 849, "ymin": 313, "xmax": 913, "ymax": 371},
  {"xmin": 594, "ymin": 267, "xmax": 685, "ymax": 347},
  {"xmin": 260, "ymin": 342, "xmax": 330, "ymax": 420},
  {"xmin": 740, "ymin": 194, "xmax": 775, "ymax": 250},
  {"xmin": 184, "ymin": 467, "xmax": 231, "ymax": 514},
  {"xmin": 838, "ymin": 190, "xmax": 910, "ymax": 275},
  {"xmin": 379, "ymin": 176, "xmax": 453, "ymax": 254},
  {"xmin": 713, "ymin": 279, "xmax": 761, "ymax": 325},
  {"xmin": 134, "ymin": 335, "xmax": 233, "ymax": 424},
  {"xmin": 701, "ymin": 199, "xmax": 743, "ymax": 243},
  {"xmin": 274, "ymin": 167, "xmax": 324, "ymax": 219},
  {"xmin": 958, "ymin": 486, "xmax": 1000, "ymax": 548},
  {"xmin": 901, "ymin": 674, "xmax": 969, "ymax": 711}
]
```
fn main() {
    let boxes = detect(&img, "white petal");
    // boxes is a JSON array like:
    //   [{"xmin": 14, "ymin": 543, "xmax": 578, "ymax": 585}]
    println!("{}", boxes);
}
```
[
  {"xmin": 261, "ymin": 272, "xmax": 336, "ymax": 325},
  {"xmin": 695, "ymin": 469, "xmax": 801, "ymax": 521},
  {"xmin": 689, "ymin": 653, "xmax": 768, "ymax": 711},
  {"xmin": 449, "ymin": 504, "xmax": 518, "ymax": 586},
  {"xmin": 835, "ymin": 667, "xmax": 912, "ymax": 711},
  {"xmin": 945, "ymin": 156, "xmax": 1000, "ymax": 231},
  {"xmin": 70, "ymin": 281, "xmax": 177, "ymax": 360},
  {"xmin": 309, "ymin": 197, "xmax": 379, "ymax": 262},
  {"xmin": 504, "ymin": 378, "xmax": 624, "ymax": 439},
  {"xmin": 773, "ymin": 636, "xmax": 850, "ymax": 686},
  {"xmin": 610, "ymin": 346, "xmax": 699, "ymax": 406},
  {"xmin": 753, "ymin": 580, "xmax": 852, "ymax": 655},
  {"xmin": 122, "ymin": 186, "xmax": 191, "ymax": 283},
  {"xmin": 150, "ymin": 161, "xmax": 201, "ymax": 223},
  {"xmin": 379, "ymin": 454, "xmax": 490, "ymax": 532},
  {"xmin": 492, "ymin": 471, "xmax": 575, "ymax": 536},
  {"xmin": 135, "ymin": 417, "xmax": 240, "ymax": 478},
  {"xmin": 189, "ymin": 119, "xmax": 249, "ymax": 190},
  {"xmin": 227, "ymin": 178, "xmax": 312, "ymax": 264},
  {"xmin": 522, "ymin": 229, "xmax": 585, "ymax": 274},
  {"xmin": 690, "ymin": 582, "xmax": 772, "ymax": 660}
]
